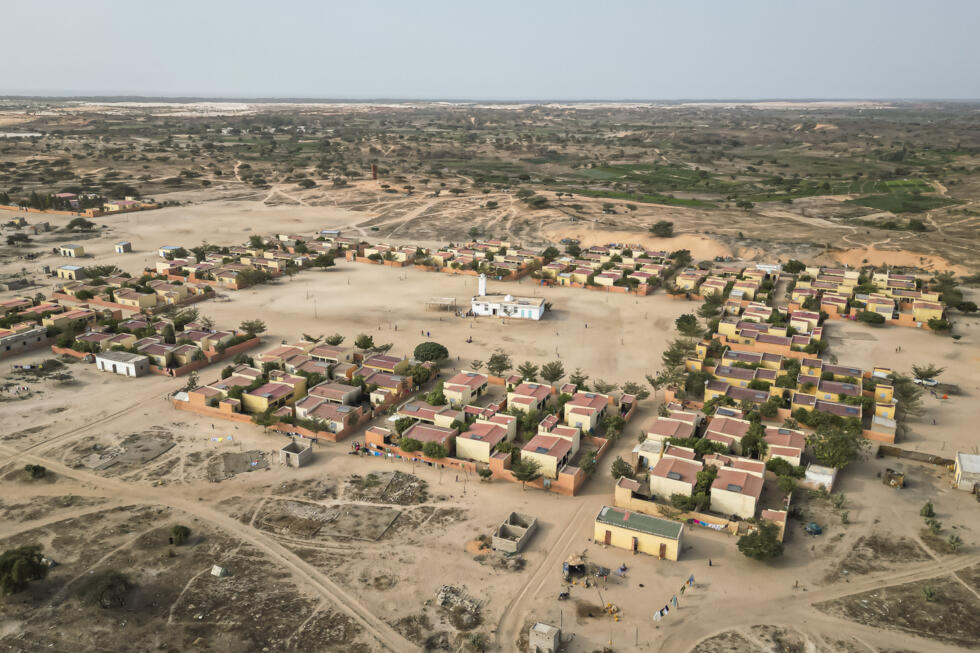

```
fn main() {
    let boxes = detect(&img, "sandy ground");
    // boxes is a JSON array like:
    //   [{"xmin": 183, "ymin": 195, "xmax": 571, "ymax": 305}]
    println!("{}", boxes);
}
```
[
  {"xmin": 2, "ymin": 357, "xmax": 977, "ymax": 652},
  {"xmin": 2, "ymin": 194, "xmax": 979, "ymax": 651}
]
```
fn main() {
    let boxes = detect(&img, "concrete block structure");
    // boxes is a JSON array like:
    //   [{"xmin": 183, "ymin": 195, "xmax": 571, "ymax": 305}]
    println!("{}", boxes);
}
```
[
  {"xmin": 528, "ymin": 622, "xmax": 560, "ymax": 653},
  {"xmin": 114, "ymin": 241, "xmax": 132, "ymax": 253},
  {"xmin": 491, "ymin": 512, "xmax": 538, "ymax": 553},
  {"xmin": 279, "ymin": 439, "xmax": 313, "ymax": 467}
]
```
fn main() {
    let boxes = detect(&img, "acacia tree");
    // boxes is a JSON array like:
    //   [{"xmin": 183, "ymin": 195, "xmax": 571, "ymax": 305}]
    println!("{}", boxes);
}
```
[
  {"xmin": 568, "ymin": 368, "xmax": 590, "ymax": 391},
  {"xmin": 540, "ymin": 360, "xmax": 566, "ymax": 385},
  {"xmin": 517, "ymin": 361, "xmax": 539, "ymax": 382},
  {"xmin": 620, "ymin": 381, "xmax": 650, "ymax": 401},
  {"xmin": 325, "ymin": 334, "xmax": 345, "ymax": 346},
  {"xmin": 511, "ymin": 458, "xmax": 542, "ymax": 490},
  {"xmin": 240, "ymin": 319, "xmax": 267, "ymax": 337},
  {"xmin": 354, "ymin": 333, "xmax": 375, "ymax": 351},
  {"xmin": 486, "ymin": 349, "xmax": 512, "ymax": 377},
  {"xmin": 911, "ymin": 364, "xmax": 944, "ymax": 382}
]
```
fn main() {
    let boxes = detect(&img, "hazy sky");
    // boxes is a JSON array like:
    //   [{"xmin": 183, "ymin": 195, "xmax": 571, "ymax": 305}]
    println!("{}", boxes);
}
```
[{"xmin": 3, "ymin": 0, "xmax": 978, "ymax": 99}]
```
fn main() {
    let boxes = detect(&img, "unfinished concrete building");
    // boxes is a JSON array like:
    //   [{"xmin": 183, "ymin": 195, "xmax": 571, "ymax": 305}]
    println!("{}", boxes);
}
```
[
  {"xmin": 491, "ymin": 512, "xmax": 538, "ymax": 553},
  {"xmin": 279, "ymin": 439, "xmax": 313, "ymax": 467},
  {"xmin": 528, "ymin": 622, "xmax": 560, "ymax": 653}
]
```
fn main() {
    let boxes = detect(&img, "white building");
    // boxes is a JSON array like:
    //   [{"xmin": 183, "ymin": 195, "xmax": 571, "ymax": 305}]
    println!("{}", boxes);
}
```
[
  {"xmin": 95, "ymin": 350, "xmax": 150, "ymax": 377},
  {"xmin": 471, "ymin": 274, "xmax": 545, "ymax": 320}
]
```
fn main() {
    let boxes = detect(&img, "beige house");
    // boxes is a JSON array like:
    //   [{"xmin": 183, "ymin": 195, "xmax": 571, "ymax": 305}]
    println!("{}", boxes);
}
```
[
  {"xmin": 710, "ymin": 469, "xmax": 764, "ymax": 519},
  {"xmin": 648, "ymin": 457, "xmax": 702, "ymax": 500}
]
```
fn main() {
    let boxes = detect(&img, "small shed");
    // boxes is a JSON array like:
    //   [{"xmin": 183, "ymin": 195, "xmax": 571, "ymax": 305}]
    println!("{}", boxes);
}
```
[
  {"xmin": 211, "ymin": 565, "xmax": 227, "ymax": 577},
  {"xmin": 528, "ymin": 622, "xmax": 560, "ymax": 653},
  {"xmin": 954, "ymin": 452, "xmax": 980, "ymax": 492},
  {"xmin": 115, "ymin": 241, "xmax": 132, "ymax": 253},
  {"xmin": 279, "ymin": 439, "xmax": 313, "ymax": 468}
]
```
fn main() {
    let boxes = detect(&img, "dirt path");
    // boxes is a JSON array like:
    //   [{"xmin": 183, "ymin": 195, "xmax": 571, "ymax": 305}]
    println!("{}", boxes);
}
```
[
  {"xmin": 655, "ymin": 553, "xmax": 980, "ymax": 652},
  {"xmin": 0, "ymin": 443, "xmax": 420, "ymax": 652}
]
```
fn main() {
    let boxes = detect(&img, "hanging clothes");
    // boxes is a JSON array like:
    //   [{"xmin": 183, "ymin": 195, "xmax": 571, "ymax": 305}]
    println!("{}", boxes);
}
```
[
  {"xmin": 653, "ymin": 610, "xmax": 662, "ymax": 622},
  {"xmin": 680, "ymin": 584, "xmax": 686, "ymax": 595},
  {"xmin": 688, "ymin": 574, "xmax": 695, "ymax": 586},
  {"xmin": 671, "ymin": 595, "xmax": 678, "ymax": 608}
]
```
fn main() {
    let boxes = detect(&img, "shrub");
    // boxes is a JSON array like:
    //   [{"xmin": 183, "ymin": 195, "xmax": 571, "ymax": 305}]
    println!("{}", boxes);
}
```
[{"xmin": 171, "ymin": 525, "xmax": 191, "ymax": 545}]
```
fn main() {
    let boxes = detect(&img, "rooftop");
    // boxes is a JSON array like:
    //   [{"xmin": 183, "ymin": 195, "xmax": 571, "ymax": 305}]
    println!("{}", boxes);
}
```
[{"xmin": 595, "ymin": 506, "xmax": 683, "ymax": 540}]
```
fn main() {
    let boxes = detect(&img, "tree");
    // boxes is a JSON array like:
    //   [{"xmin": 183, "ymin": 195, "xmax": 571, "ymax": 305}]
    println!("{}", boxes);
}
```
[
  {"xmin": 302, "ymin": 333, "xmax": 324, "ymax": 344},
  {"xmin": 957, "ymin": 301, "xmax": 978, "ymax": 313},
  {"xmin": 239, "ymin": 319, "xmax": 267, "ymax": 337},
  {"xmin": 650, "ymin": 220, "xmax": 674, "ymax": 238},
  {"xmin": 426, "ymin": 382, "xmax": 446, "ymax": 406},
  {"xmin": 911, "ymin": 364, "xmax": 944, "ymax": 382},
  {"xmin": 568, "ymin": 368, "xmax": 590, "ymax": 391},
  {"xmin": 517, "ymin": 361, "xmax": 539, "ymax": 382},
  {"xmin": 354, "ymin": 333, "xmax": 375, "ymax": 351},
  {"xmin": 540, "ymin": 360, "xmax": 565, "ymax": 385},
  {"xmin": 394, "ymin": 417, "xmax": 415, "ymax": 436},
  {"xmin": 6, "ymin": 233, "xmax": 30, "ymax": 246},
  {"xmin": 610, "ymin": 456, "xmax": 634, "ymax": 480},
  {"xmin": 783, "ymin": 259, "xmax": 806, "ymax": 274},
  {"xmin": 777, "ymin": 475, "xmax": 797, "ymax": 495},
  {"xmin": 620, "ymin": 381, "xmax": 650, "ymax": 401},
  {"xmin": 325, "ymin": 333, "xmax": 345, "ymax": 346},
  {"xmin": 541, "ymin": 246, "xmax": 560, "ymax": 262},
  {"xmin": 698, "ymin": 292, "xmax": 725, "ymax": 319},
  {"xmin": 399, "ymin": 437, "xmax": 422, "ymax": 452},
  {"xmin": 736, "ymin": 521, "xmax": 784, "ymax": 561},
  {"xmin": 171, "ymin": 524, "xmax": 191, "ymax": 545},
  {"xmin": 808, "ymin": 424, "xmax": 868, "ymax": 469},
  {"xmin": 855, "ymin": 311, "xmax": 885, "ymax": 325},
  {"xmin": 422, "ymin": 442, "xmax": 448, "ymax": 458},
  {"xmin": 511, "ymin": 458, "xmax": 542, "ymax": 489},
  {"xmin": 23, "ymin": 464, "xmax": 46, "ymax": 479},
  {"xmin": 414, "ymin": 341, "xmax": 449, "ymax": 362},
  {"xmin": 469, "ymin": 360, "xmax": 484, "ymax": 371},
  {"xmin": 199, "ymin": 315, "xmax": 215, "ymax": 331},
  {"xmin": 313, "ymin": 253, "xmax": 335, "ymax": 268},
  {"xmin": 248, "ymin": 235, "xmax": 266, "ymax": 249},
  {"xmin": 603, "ymin": 415, "xmax": 626, "ymax": 439},
  {"xmin": 74, "ymin": 569, "xmax": 133, "ymax": 609},
  {"xmin": 477, "ymin": 467, "xmax": 493, "ymax": 481},
  {"xmin": 948, "ymin": 534, "xmax": 963, "ymax": 553},
  {"xmin": 674, "ymin": 313, "xmax": 701, "ymax": 337},
  {"xmin": 661, "ymin": 338, "xmax": 697, "ymax": 368},
  {"xmin": 486, "ymin": 349, "xmax": 512, "ymax": 377},
  {"xmin": 920, "ymin": 502, "xmax": 935, "ymax": 518},
  {"xmin": 0, "ymin": 545, "xmax": 48, "ymax": 595},
  {"xmin": 741, "ymin": 422, "xmax": 766, "ymax": 459}
]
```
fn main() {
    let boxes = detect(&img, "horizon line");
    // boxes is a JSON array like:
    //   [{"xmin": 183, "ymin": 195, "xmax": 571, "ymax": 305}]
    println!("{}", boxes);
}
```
[{"xmin": 2, "ymin": 94, "xmax": 980, "ymax": 105}]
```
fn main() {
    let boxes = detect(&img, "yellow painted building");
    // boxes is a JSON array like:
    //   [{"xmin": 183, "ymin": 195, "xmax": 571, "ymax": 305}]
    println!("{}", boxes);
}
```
[{"xmin": 593, "ymin": 506, "xmax": 683, "ymax": 561}]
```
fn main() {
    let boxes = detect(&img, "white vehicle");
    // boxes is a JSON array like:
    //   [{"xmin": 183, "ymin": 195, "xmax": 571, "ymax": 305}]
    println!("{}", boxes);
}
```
[{"xmin": 913, "ymin": 378, "xmax": 939, "ymax": 387}]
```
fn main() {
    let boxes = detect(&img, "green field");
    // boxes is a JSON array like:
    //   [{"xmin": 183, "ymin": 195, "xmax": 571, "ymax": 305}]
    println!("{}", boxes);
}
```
[
  {"xmin": 569, "ymin": 188, "xmax": 715, "ymax": 208},
  {"xmin": 847, "ymin": 194, "xmax": 958, "ymax": 213}
]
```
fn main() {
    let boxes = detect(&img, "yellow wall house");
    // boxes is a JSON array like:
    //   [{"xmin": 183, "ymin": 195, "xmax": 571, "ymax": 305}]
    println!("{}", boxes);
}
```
[{"xmin": 593, "ymin": 506, "xmax": 683, "ymax": 561}]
